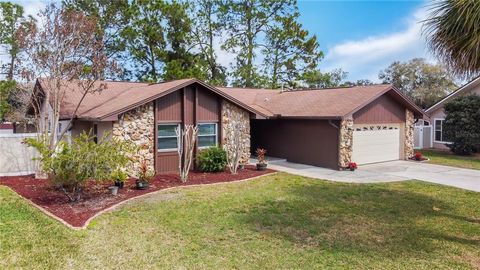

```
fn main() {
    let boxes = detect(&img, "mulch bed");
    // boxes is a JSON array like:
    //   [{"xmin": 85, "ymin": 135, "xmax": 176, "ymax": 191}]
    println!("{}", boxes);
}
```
[{"xmin": 0, "ymin": 166, "xmax": 274, "ymax": 228}]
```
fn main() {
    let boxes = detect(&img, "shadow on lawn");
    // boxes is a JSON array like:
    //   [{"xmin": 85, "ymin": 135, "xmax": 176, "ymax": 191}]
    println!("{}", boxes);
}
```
[{"xmin": 237, "ymin": 180, "xmax": 478, "ymax": 257}]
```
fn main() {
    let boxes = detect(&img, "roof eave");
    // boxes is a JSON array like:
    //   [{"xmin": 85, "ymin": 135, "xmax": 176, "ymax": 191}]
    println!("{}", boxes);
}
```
[
  {"xmin": 425, "ymin": 76, "xmax": 480, "ymax": 114},
  {"xmin": 345, "ymin": 85, "xmax": 424, "ymax": 119},
  {"xmin": 97, "ymin": 79, "xmax": 270, "ymax": 121}
]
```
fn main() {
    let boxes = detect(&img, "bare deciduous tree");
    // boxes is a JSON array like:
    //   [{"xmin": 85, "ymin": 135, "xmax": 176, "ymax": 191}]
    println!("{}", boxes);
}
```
[
  {"xmin": 176, "ymin": 124, "xmax": 198, "ymax": 182},
  {"xmin": 18, "ymin": 4, "xmax": 111, "ymax": 150}
]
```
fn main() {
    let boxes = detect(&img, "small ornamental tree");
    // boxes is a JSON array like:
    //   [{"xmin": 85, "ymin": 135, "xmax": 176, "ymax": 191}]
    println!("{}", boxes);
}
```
[
  {"xmin": 25, "ymin": 132, "xmax": 135, "ymax": 202},
  {"xmin": 176, "ymin": 124, "xmax": 198, "ymax": 182},
  {"xmin": 443, "ymin": 94, "xmax": 480, "ymax": 155},
  {"xmin": 18, "ymin": 4, "xmax": 112, "ymax": 150}
]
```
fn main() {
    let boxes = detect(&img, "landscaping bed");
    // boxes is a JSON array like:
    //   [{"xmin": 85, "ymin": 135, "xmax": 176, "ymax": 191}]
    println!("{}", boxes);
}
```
[{"xmin": 0, "ymin": 165, "xmax": 274, "ymax": 228}]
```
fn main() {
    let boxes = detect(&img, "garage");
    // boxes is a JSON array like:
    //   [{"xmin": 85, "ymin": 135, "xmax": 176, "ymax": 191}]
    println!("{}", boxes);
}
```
[{"xmin": 352, "ymin": 125, "xmax": 401, "ymax": 165}]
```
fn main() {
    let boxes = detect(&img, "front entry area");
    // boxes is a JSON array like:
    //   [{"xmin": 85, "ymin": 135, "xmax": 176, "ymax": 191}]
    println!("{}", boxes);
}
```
[{"xmin": 352, "ymin": 125, "xmax": 401, "ymax": 165}]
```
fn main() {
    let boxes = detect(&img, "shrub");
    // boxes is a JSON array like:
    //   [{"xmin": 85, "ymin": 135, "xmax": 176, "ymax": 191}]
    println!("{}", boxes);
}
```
[
  {"xmin": 197, "ymin": 146, "xmax": 227, "ymax": 172},
  {"xmin": 414, "ymin": 152, "xmax": 423, "ymax": 161},
  {"xmin": 443, "ymin": 94, "xmax": 480, "ymax": 155},
  {"xmin": 25, "ymin": 132, "xmax": 135, "ymax": 202},
  {"xmin": 111, "ymin": 169, "xmax": 128, "ymax": 183}
]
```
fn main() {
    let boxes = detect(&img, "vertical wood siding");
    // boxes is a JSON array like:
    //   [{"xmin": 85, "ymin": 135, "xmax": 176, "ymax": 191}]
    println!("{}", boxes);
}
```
[
  {"xmin": 353, "ymin": 93, "xmax": 406, "ymax": 124},
  {"xmin": 197, "ymin": 89, "xmax": 219, "ymax": 122},
  {"xmin": 155, "ymin": 83, "xmax": 228, "ymax": 172},
  {"xmin": 156, "ymin": 91, "xmax": 182, "ymax": 122}
]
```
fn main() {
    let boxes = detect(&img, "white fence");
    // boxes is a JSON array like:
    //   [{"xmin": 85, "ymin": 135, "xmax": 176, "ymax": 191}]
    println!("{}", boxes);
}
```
[
  {"xmin": 0, "ymin": 133, "xmax": 39, "ymax": 176},
  {"xmin": 414, "ymin": 126, "xmax": 432, "ymax": 149}
]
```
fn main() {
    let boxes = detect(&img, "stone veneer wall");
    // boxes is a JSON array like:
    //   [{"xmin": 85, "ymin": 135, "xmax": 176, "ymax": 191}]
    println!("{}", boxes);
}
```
[
  {"xmin": 338, "ymin": 118, "xmax": 353, "ymax": 168},
  {"xmin": 404, "ymin": 109, "xmax": 414, "ymax": 159},
  {"xmin": 221, "ymin": 100, "xmax": 251, "ymax": 164},
  {"xmin": 112, "ymin": 102, "xmax": 155, "ymax": 176}
]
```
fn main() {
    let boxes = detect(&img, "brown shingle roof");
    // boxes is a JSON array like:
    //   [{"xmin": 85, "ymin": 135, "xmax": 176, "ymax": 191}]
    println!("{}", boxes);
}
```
[
  {"xmin": 38, "ymin": 78, "xmax": 423, "ymax": 121},
  {"xmin": 37, "ymin": 78, "xmax": 267, "ymax": 120},
  {"xmin": 217, "ymin": 85, "xmax": 423, "ymax": 119}
]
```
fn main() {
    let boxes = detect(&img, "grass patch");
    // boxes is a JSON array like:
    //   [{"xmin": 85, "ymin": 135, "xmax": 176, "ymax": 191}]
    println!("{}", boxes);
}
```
[
  {"xmin": 421, "ymin": 149, "xmax": 480, "ymax": 170},
  {"xmin": 1, "ymin": 173, "xmax": 479, "ymax": 269}
]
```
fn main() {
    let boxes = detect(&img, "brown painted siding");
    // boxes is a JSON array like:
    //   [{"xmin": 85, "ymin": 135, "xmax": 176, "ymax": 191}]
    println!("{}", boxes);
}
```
[
  {"xmin": 353, "ymin": 93, "xmax": 405, "ymax": 124},
  {"xmin": 251, "ymin": 119, "xmax": 339, "ymax": 169},
  {"xmin": 155, "ymin": 83, "xmax": 230, "ymax": 172},
  {"xmin": 197, "ymin": 88, "xmax": 219, "ymax": 122},
  {"xmin": 184, "ymin": 86, "xmax": 195, "ymax": 125},
  {"xmin": 156, "ymin": 91, "xmax": 182, "ymax": 122},
  {"xmin": 71, "ymin": 121, "xmax": 93, "ymax": 138}
]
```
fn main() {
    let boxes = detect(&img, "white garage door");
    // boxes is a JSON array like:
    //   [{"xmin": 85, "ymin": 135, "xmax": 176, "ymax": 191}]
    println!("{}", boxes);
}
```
[{"xmin": 352, "ymin": 125, "xmax": 400, "ymax": 165}]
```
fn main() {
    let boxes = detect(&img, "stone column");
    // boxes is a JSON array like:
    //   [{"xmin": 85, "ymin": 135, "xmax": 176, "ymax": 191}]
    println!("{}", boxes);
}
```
[
  {"xmin": 112, "ymin": 102, "xmax": 155, "ymax": 176},
  {"xmin": 338, "ymin": 118, "xmax": 353, "ymax": 169},
  {"xmin": 221, "ymin": 100, "xmax": 251, "ymax": 164},
  {"xmin": 404, "ymin": 109, "xmax": 414, "ymax": 159}
]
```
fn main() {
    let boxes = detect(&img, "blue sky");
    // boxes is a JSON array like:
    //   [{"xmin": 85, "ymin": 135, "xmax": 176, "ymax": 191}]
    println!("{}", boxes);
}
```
[
  {"xmin": 297, "ymin": 0, "xmax": 433, "ymax": 82},
  {"xmin": 12, "ymin": 0, "xmax": 433, "ymax": 83}
]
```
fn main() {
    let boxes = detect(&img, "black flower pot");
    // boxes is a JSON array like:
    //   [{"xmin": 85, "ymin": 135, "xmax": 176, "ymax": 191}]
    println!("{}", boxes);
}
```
[
  {"xmin": 349, "ymin": 168, "xmax": 355, "ymax": 171},
  {"xmin": 256, "ymin": 163, "xmax": 268, "ymax": 171},
  {"xmin": 136, "ymin": 180, "xmax": 149, "ymax": 190},
  {"xmin": 114, "ymin": 180, "xmax": 125, "ymax": 188}
]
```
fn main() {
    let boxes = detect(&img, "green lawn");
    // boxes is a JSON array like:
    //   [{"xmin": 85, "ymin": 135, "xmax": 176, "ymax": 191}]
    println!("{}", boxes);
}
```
[
  {"xmin": 1, "ymin": 173, "xmax": 479, "ymax": 269},
  {"xmin": 421, "ymin": 149, "xmax": 480, "ymax": 170}
]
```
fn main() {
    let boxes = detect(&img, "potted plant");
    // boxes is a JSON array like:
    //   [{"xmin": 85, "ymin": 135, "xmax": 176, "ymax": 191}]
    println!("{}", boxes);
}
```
[
  {"xmin": 413, "ymin": 152, "xmax": 424, "ymax": 161},
  {"xmin": 256, "ymin": 148, "xmax": 268, "ymax": 171},
  {"xmin": 348, "ymin": 162, "xmax": 357, "ymax": 171},
  {"xmin": 136, "ymin": 160, "xmax": 154, "ymax": 190},
  {"xmin": 111, "ymin": 169, "xmax": 128, "ymax": 188}
]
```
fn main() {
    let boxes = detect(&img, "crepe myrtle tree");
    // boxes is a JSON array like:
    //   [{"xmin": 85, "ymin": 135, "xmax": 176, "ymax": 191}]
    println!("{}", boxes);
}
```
[
  {"xmin": 176, "ymin": 124, "xmax": 198, "ymax": 182},
  {"xmin": 18, "ymin": 4, "xmax": 113, "ymax": 151}
]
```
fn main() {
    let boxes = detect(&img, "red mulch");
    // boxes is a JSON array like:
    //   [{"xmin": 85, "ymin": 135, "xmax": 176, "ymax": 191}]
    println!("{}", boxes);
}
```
[{"xmin": 0, "ymin": 166, "xmax": 274, "ymax": 228}]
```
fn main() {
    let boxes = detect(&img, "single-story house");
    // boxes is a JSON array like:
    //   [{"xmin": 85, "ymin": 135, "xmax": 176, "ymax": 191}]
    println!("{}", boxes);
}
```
[
  {"xmin": 420, "ymin": 76, "xmax": 480, "ymax": 150},
  {"xmin": 35, "ymin": 78, "xmax": 423, "ymax": 174}
]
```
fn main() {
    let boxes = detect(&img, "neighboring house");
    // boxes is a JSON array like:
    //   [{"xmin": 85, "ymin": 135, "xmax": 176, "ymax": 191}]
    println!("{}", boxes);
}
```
[
  {"xmin": 422, "ymin": 76, "xmax": 480, "ymax": 150},
  {"xmin": 35, "ymin": 78, "xmax": 423, "ymax": 173}
]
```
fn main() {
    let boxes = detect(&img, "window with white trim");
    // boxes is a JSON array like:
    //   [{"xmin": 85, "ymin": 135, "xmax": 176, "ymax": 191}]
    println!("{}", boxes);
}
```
[
  {"xmin": 434, "ymin": 119, "xmax": 445, "ymax": 142},
  {"xmin": 198, "ymin": 123, "xmax": 217, "ymax": 148},
  {"xmin": 158, "ymin": 124, "xmax": 180, "ymax": 151}
]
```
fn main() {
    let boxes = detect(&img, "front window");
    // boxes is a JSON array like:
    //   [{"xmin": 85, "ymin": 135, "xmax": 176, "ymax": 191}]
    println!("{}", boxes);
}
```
[
  {"xmin": 434, "ymin": 119, "xmax": 446, "ymax": 142},
  {"xmin": 198, "ymin": 123, "xmax": 217, "ymax": 148},
  {"xmin": 158, "ymin": 124, "xmax": 180, "ymax": 151}
]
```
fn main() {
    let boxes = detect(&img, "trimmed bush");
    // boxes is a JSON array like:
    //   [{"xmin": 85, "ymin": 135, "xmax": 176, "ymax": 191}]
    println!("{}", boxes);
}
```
[
  {"xmin": 443, "ymin": 94, "xmax": 480, "ymax": 155},
  {"xmin": 197, "ymin": 146, "xmax": 227, "ymax": 172}
]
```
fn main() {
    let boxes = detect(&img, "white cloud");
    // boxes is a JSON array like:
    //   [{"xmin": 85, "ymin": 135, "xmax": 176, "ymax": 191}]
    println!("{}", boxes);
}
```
[
  {"xmin": 11, "ymin": 0, "xmax": 46, "ymax": 18},
  {"xmin": 321, "ymin": 6, "xmax": 436, "ymax": 82}
]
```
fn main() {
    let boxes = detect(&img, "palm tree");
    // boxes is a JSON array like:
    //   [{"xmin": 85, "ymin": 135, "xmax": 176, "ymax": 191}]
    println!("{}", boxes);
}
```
[{"xmin": 423, "ymin": 0, "xmax": 480, "ymax": 78}]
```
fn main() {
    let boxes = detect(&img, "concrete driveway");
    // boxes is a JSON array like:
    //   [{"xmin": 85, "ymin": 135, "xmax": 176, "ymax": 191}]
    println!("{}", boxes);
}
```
[{"xmin": 261, "ymin": 159, "xmax": 480, "ymax": 192}]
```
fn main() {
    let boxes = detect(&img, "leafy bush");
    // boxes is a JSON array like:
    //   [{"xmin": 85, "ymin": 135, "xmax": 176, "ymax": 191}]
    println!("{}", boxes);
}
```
[
  {"xmin": 197, "ymin": 146, "xmax": 227, "ymax": 172},
  {"xmin": 111, "ymin": 169, "xmax": 128, "ymax": 183},
  {"xmin": 443, "ymin": 94, "xmax": 480, "ymax": 155},
  {"xmin": 25, "ymin": 132, "xmax": 135, "ymax": 202}
]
